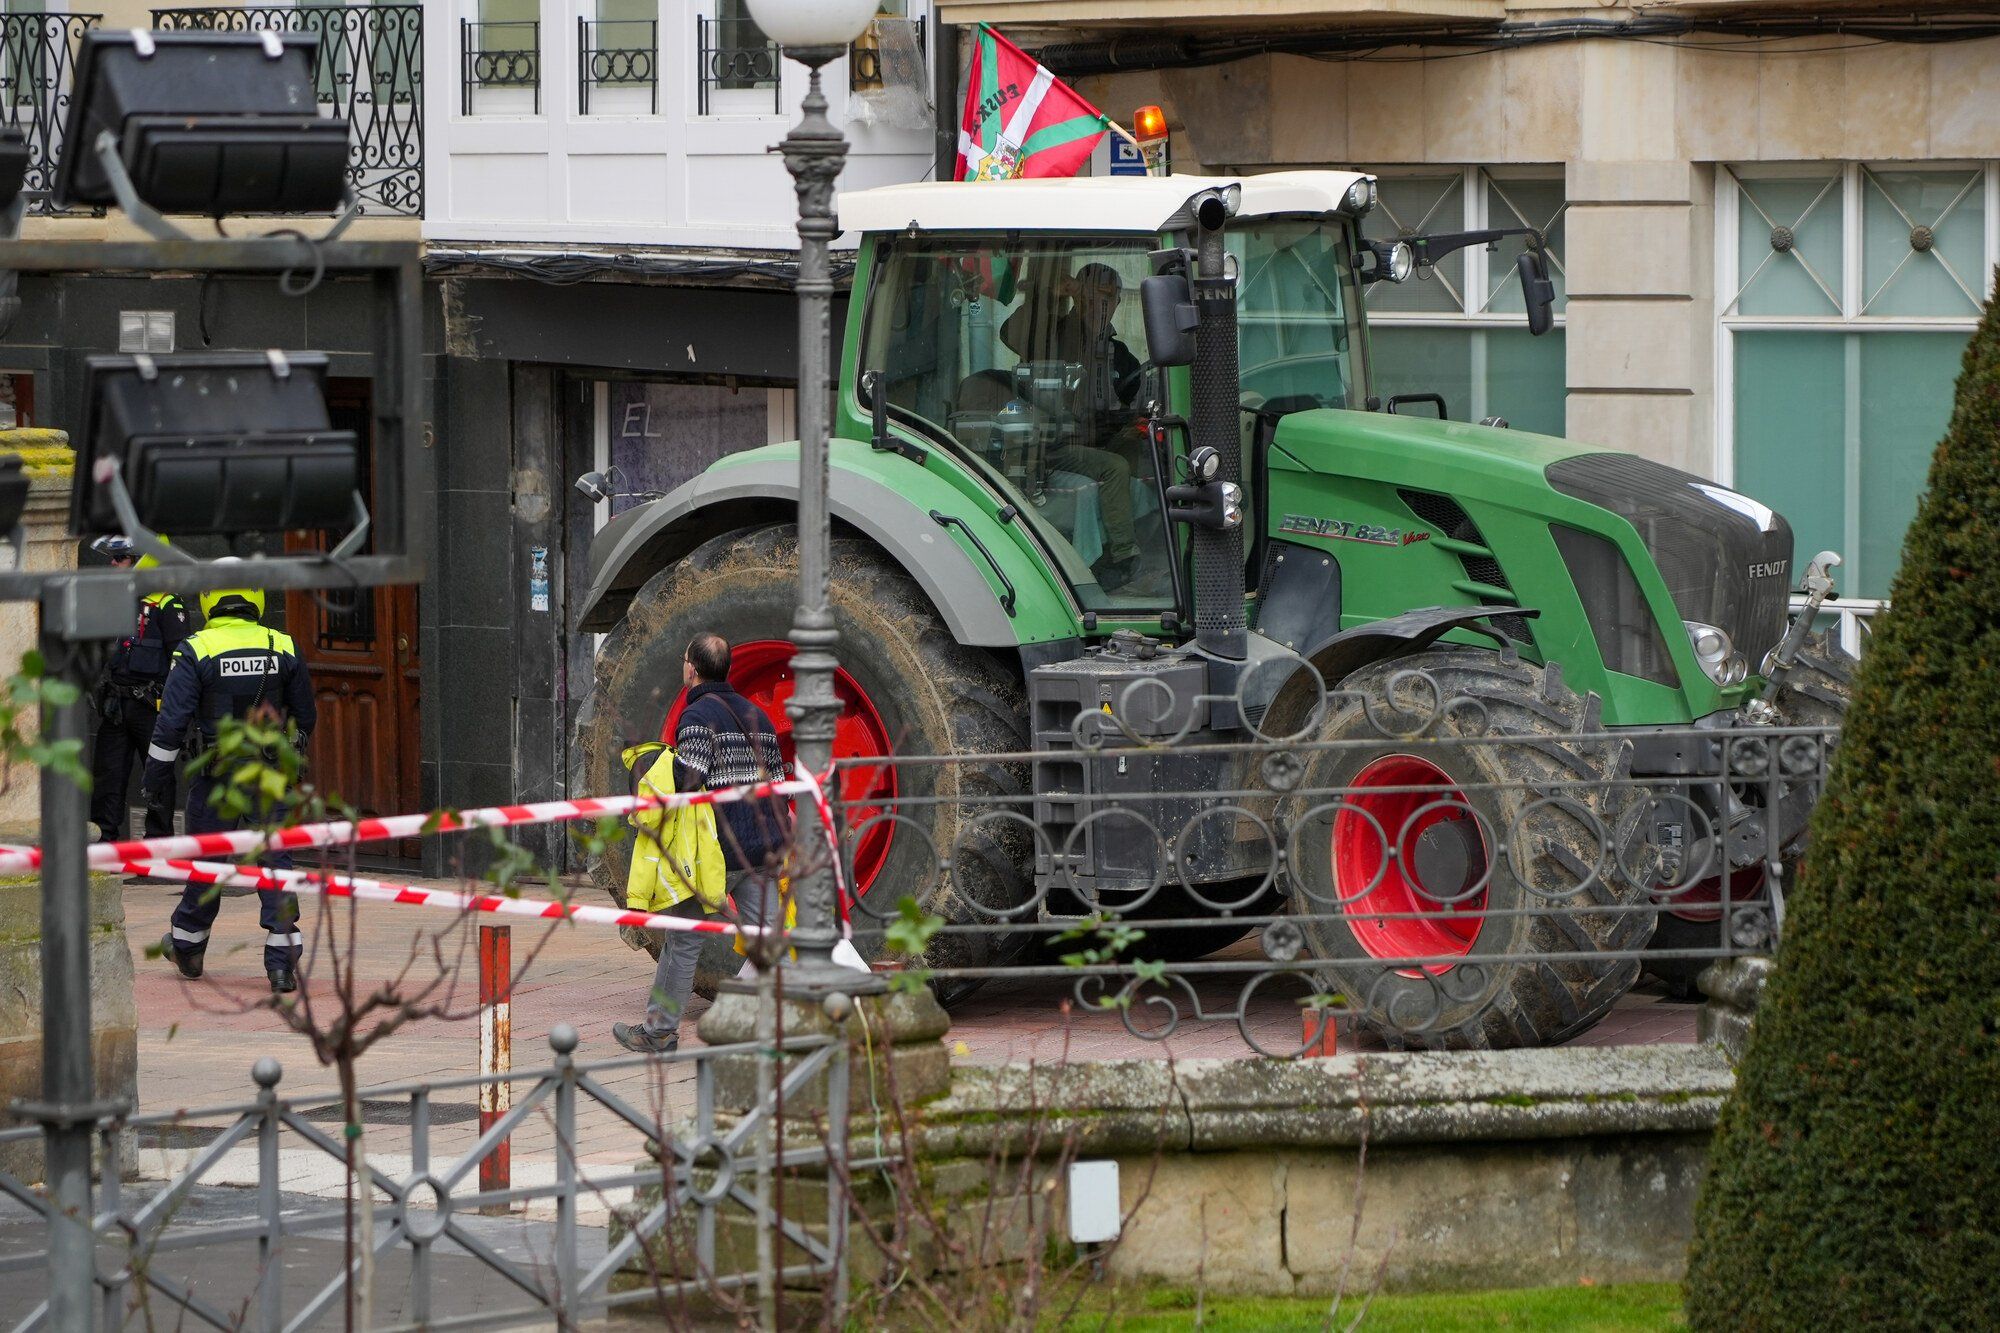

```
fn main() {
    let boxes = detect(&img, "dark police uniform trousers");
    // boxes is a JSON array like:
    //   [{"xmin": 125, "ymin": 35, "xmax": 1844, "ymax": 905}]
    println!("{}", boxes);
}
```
[
  {"xmin": 89, "ymin": 591, "xmax": 191, "ymax": 841},
  {"xmin": 144, "ymin": 614, "xmax": 318, "ymax": 975}
]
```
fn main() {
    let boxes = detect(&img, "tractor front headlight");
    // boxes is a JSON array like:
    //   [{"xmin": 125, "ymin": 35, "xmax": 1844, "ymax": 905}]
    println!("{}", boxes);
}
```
[
  {"xmin": 1685, "ymin": 620, "xmax": 1748, "ymax": 687},
  {"xmin": 1343, "ymin": 178, "xmax": 1378, "ymax": 217},
  {"xmin": 1219, "ymin": 481, "xmax": 1243, "ymax": 529}
]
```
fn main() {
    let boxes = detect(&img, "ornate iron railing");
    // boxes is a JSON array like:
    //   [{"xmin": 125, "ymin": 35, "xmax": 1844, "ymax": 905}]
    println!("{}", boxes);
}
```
[
  {"xmin": 0, "ymin": 12, "xmax": 98, "ymax": 215},
  {"xmin": 151, "ymin": 5, "xmax": 423, "ymax": 218},
  {"xmin": 0, "ymin": 1025, "xmax": 848, "ymax": 1329},
  {"xmin": 460, "ymin": 18, "xmax": 539, "ymax": 117},
  {"xmin": 579, "ymin": 18, "xmax": 656, "ymax": 116},
  {"xmin": 801, "ymin": 647, "xmax": 1845, "ymax": 1056},
  {"xmin": 696, "ymin": 14, "xmax": 779, "ymax": 116}
]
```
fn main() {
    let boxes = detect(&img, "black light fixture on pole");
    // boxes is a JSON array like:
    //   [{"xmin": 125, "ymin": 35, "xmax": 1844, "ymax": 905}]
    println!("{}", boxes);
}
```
[{"xmin": 743, "ymin": 0, "xmax": 880, "ymax": 996}]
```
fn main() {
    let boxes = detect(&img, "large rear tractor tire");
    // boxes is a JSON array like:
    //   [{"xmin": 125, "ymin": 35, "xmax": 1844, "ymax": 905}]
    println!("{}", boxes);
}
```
[
  {"xmin": 1644, "ymin": 630, "xmax": 1857, "ymax": 997},
  {"xmin": 1280, "ymin": 650, "xmax": 1653, "ymax": 1050},
  {"xmin": 578, "ymin": 524, "xmax": 1032, "ymax": 1005}
]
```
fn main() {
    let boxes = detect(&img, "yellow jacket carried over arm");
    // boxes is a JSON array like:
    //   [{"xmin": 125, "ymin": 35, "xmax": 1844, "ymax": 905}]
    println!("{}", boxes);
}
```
[{"xmin": 621, "ymin": 743, "xmax": 727, "ymax": 914}]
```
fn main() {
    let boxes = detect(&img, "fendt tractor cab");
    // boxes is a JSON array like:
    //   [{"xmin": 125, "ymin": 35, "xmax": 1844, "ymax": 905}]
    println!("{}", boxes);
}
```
[{"xmin": 577, "ymin": 171, "xmax": 1854, "ymax": 1049}]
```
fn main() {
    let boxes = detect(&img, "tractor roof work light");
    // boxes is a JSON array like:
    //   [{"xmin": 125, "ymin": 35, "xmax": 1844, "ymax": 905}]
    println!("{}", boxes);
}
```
[
  {"xmin": 1132, "ymin": 105, "xmax": 1171, "ymax": 177},
  {"xmin": 70, "ymin": 350, "xmax": 363, "ymax": 557},
  {"xmin": 53, "ymin": 30, "xmax": 353, "ymax": 237}
]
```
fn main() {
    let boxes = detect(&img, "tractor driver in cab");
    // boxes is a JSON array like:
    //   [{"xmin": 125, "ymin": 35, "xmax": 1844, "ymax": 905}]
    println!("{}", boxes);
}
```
[{"xmin": 996, "ymin": 261, "xmax": 1152, "ymax": 592}]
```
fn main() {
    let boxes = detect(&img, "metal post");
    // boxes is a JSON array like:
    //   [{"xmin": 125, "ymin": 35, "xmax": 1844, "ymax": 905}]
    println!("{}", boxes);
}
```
[
  {"xmin": 550, "ymin": 1023, "xmax": 579, "ymax": 1315},
  {"xmin": 777, "ymin": 46, "xmax": 865, "ymax": 994},
  {"xmin": 38, "ymin": 605, "xmax": 98, "ymax": 1331},
  {"xmin": 477, "ymin": 923, "xmax": 512, "ymax": 1211},
  {"xmin": 254, "ymin": 1057, "xmax": 284, "ymax": 1333}
]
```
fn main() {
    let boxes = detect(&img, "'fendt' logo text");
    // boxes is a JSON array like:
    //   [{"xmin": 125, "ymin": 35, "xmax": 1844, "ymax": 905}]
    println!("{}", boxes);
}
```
[
  {"xmin": 1280, "ymin": 514, "xmax": 1431, "ymax": 548},
  {"xmin": 1747, "ymin": 559, "xmax": 1789, "ymax": 579}
]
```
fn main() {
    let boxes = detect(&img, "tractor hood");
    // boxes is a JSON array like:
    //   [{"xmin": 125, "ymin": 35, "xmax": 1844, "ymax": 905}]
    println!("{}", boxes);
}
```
[
  {"xmin": 1271, "ymin": 408, "xmax": 1595, "ymax": 497},
  {"xmin": 1272, "ymin": 408, "xmax": 1795, "ymax": 703}
]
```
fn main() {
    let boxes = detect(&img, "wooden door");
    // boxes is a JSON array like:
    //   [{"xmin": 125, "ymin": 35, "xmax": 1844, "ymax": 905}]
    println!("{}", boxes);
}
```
[{"xmin": 285, "ymin": 380, "xmax": 423, "ymax": 853}]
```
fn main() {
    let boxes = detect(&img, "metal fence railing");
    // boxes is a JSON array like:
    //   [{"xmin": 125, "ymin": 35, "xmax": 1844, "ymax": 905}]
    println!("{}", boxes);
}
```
[
  {"xmin": 0, "ymin": 12, "xmax": 98, "ymax": 215},
  {"xmin": 806, "ymin": 652, "xmax": 1842, "ymax": 1055},
  {"xmin": 695, "ymin": 14, "xmax": 779, "ymax": 116},
  {"xmin": 0, "ymin": 1026, "xmax": 848, "ymax": 1330},
  {"xmin": 152, "ymin": 5, "xmax": 423, "ymax": 217},
  {"xmin": 578, "ymin": 17, "xmax": 656, "ymax": 116}
]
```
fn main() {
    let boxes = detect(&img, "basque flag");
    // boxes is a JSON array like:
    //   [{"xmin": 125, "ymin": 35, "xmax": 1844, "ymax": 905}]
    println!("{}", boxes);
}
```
[{"xmin": 956, "ymin": 24, "xmax": 1110, "ymax": 182}]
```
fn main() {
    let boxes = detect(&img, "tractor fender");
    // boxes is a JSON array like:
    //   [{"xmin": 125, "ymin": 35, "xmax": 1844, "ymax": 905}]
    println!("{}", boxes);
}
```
[
  {"xmin": 578, "ymin": 458, "xmax": 1031, "ymax": 646},
  {"xmin": 1252, "ymin": 606, "xmax": 1540, "ymax": 736}
]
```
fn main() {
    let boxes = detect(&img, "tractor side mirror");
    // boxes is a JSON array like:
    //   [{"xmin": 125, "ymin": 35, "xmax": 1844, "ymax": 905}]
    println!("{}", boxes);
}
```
[
  {"xmin": 1518, "ymin": 250, "xmax": 1556, "ymax": 337},
  {"xmin": 1140, "ymin": 272, "xmax": 1197, "ymax": 368}
]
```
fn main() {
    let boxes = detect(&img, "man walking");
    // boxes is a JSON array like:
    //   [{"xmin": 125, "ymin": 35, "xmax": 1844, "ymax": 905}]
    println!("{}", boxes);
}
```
[
  {"xmin": 614, "ymin": 632, "xmax": 788, "ymax": 1054},
  {"xmin": 87, "ymin": 538, "xmax": 192, "ymax": 843},
  {"xmin": 145, "ymin": 578, "xmax": 317, "ymax": 993}
]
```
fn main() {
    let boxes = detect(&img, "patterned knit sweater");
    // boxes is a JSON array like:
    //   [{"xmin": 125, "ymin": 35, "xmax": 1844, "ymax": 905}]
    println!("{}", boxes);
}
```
[{"xmin": 672, "ymin": 681, "xmax": 791, "ymax": 871}]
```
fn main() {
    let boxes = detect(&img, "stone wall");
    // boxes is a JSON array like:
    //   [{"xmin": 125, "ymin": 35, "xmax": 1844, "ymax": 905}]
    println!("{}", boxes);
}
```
[
  {"xmin": 0, "ymin": 874, "xmax": 138, "ymax": 1186},
  {"xmin": 913, "ymin": 1044, "xmax": 1731, "ymax": 1293},
  {"xmin": 671, "ymin": 995, "xmax": 1736, "ymax": 1300}
]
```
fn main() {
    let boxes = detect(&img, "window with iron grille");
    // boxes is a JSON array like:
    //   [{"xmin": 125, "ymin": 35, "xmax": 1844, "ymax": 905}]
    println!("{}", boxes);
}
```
[{"xmin": 1358, "ymin": 167, "xmax": 1569, "ymax": 439}]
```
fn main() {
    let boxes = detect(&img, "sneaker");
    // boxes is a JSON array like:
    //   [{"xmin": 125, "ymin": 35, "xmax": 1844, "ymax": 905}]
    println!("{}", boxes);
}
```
[
  {"xmin": 612, "ymin": 1022, "xmax": 677, "ymax": 1056},
  {"xmin": 161, "ymin": 934, "xmax": 203, "ymax": 979},
  {"xmin": 267, "ymin": 968, "xmax": 298, "ymax": 994}
]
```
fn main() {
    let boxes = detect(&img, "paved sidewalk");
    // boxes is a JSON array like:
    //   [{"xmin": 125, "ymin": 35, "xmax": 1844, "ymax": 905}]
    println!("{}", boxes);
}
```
[{"xmin": 120, "ymin": 875, "xmax": 1696, "ymax": 1217}]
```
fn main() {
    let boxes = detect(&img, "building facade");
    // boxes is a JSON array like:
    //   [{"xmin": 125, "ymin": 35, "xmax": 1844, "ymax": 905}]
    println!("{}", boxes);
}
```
[{"xmin": 3, "ymin": 0, "xmax": 1992, "ymax": 858}]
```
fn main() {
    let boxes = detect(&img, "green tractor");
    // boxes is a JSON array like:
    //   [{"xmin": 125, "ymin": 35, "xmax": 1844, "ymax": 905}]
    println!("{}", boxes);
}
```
[{"xmin": 576, "ymin": 172, "xmax": 1852, "ymax": 1048}]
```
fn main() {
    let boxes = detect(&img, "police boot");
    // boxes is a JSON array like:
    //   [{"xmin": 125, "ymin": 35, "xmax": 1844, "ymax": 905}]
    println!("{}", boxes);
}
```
[
  {"xmin": 160, "ymin": 934, "xmax": 203, "ymax": 979},
  {"xmin": 268, "ymin": 967, "xmax": 298, "ymax": 994}
]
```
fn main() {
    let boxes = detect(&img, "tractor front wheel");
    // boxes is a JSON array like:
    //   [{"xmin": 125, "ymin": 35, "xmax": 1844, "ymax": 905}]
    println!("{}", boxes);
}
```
[
  {"xmin": 578, "ymin": 524, "xmax": 1032, "ymax": 1005},
  {"xmin": 1280, "ymin": 650, "xmax": 1653, "ymax": 1050}
]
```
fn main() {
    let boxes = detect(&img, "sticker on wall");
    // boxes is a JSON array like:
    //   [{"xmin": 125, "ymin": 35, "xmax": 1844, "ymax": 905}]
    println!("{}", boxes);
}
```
[{"xmin": 529, "ymin": 546, "xmax": 550, "ymax": 613}]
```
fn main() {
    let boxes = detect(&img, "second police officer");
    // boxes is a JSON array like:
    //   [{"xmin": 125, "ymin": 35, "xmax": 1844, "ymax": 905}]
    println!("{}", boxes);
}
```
[
  {"xmin": 87, "ymin": 537, "xmax": 192, "ymax": 845},
  {"xmin": 145, "ymin": 570, "xmax": 318, "ymax": 993}
]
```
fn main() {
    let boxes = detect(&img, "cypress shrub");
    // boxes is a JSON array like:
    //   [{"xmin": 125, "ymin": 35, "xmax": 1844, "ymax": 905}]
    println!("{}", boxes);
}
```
[{"xmin": 1684, "ymin": 269, "xmax": 2000, "ymax": 1327}]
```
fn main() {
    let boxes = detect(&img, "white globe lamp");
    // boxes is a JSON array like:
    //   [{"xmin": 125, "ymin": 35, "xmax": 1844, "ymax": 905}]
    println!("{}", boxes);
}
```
[{"xmin": 743, "ymin": 0, "xmax": 877, "ymax": 51}]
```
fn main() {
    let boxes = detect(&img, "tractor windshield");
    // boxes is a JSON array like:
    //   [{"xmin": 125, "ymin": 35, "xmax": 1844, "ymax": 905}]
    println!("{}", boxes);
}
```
[
  {"xmin": 1228, "ymin": 218, "xmax": 1362, "ymax": 411},
  {"xmin": 861, "ymin": 237, "xmax": 1176, "ymax": 610}
]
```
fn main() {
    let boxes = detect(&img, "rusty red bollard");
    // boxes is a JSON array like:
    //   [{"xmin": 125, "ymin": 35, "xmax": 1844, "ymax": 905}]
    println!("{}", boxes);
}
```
[{"xmin": 479, "ymin": 923, "xmax": 512, "ymax": 1212}]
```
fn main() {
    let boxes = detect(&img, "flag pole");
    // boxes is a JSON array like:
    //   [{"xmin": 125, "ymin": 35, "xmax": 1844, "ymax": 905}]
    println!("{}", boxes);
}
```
[{"xmin": 1103, "ymin": 117, "xmax": 1141, "ymax": 148}]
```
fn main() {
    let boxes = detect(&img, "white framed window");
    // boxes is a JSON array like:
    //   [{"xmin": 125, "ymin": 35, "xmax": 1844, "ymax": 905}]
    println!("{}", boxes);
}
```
[
  {"xmin": 461, "ymin": 0, "xmax": 541, "ymax": 117},
  {"xmin": 581, "ymin": 0, "xmax": 657, "ymax": 117},
  {"xmin": 1358, "ymin": 166, "xmax": 1568, "ymax": 438},
  {"xmin": 1717, "ymin": 162, "xmax": 1999, "ymax": 639},
  {"xmin": 694, "ymin": 0, "xmax": 781, "ymax": 118}
]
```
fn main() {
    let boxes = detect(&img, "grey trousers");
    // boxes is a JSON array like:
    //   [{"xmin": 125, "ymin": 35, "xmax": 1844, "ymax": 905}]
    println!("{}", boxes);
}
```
[{"xmin": 640, "ymin": 869, "xmax": 776, "ymax": 1039}]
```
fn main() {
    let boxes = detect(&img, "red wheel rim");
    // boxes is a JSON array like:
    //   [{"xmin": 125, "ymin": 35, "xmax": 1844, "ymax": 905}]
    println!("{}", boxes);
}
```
[
  {"xmin": 1334, "ymin": 754, "xmax": 1489, "ymax": 974},
  {"xmin": 661, "ymin": 640, "xmax": 897, "ymax": 899},
  {"xmin": 1657, "ymin": 865, "xmax": 1765, "ymax": 923}
]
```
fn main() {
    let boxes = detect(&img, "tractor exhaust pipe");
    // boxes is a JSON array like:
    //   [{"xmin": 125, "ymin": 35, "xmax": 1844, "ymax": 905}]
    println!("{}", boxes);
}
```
[{"xmin": 1188, "ymin": 191, "xmax": 1248, "ymax": 682}]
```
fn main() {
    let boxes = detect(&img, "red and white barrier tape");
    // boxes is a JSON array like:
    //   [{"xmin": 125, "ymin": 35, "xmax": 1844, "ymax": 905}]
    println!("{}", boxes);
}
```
[
  {"xmin": 124, "ymin": 855, "xmax": 770, "ymax": 939},
  {"xmin": 0, "ymin": 770, "xmax": 848, "ymax": 892}
]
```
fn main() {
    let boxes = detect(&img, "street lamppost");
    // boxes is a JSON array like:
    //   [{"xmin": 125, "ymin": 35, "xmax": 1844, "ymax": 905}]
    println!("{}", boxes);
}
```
[{"xmin": 745, "ymin": 0, "xmax": 879, "ymax": 993}]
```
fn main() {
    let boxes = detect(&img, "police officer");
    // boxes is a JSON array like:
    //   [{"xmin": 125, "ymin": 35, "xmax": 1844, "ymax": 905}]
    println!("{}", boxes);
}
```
[
  {"xmin": 87, "ymin": 538, "xmax": 193, "ymax": 843},
  {"xmin": 145, "ymin": 577, "xmax": 317, "ymax": 993}
]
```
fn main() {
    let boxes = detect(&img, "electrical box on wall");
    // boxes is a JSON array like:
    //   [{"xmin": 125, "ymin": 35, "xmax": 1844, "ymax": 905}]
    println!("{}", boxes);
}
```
[{"xmin": 1068, "ymin": 1160, "xmax": 1121, "ymax": 1244}]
